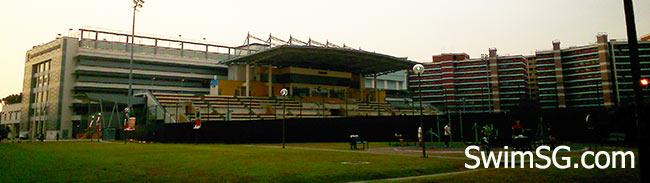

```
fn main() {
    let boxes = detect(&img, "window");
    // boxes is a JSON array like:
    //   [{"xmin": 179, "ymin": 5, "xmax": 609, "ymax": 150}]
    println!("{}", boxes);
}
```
[{"xmin": 29, "ymin": 60, "xmax": 51, "ymax": 124}]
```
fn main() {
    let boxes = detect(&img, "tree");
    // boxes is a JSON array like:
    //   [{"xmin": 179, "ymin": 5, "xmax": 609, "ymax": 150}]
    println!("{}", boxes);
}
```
[{"xmin": 1, "ymin": 93, "xmax": 22, "ymax": 105}]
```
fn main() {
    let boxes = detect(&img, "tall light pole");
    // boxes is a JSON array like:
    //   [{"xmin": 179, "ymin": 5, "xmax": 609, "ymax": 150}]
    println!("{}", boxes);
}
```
[
  {"xmin": 128, "ymin": 0, "xmax": 144, "ymax": 113},
  {"xmin": 623, "ymin": 0, "xmax": 646, "ymax": 181},
  {"xmin": 413, "ymin": 64, "xmax": 426, "ymax": 158},
  {"xmin": 280, "ymin": 88, "xmax": 288, "ymax": 149}
]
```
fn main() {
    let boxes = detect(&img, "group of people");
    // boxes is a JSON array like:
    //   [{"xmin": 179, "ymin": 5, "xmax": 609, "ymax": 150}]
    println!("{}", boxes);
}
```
[
  {"xmin": 415, "ymin": 122, "xmax": 453, "ymax": 148},
  {"xmin": 478, "ymin": 119, "xmax": 529, "ymax": 151},
  {"xmin": 394, "ymin": 118, "xmax": 535, "ymax": 151},
  {"xmin": 414, "ymin": 119, "xmax": 529, "ymax": 150}
]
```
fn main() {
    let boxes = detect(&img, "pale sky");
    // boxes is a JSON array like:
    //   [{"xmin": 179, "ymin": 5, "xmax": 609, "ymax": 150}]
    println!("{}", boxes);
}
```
[{"xmin": 0, "ymin": 0, "xmax": 648, "ymax": 101}]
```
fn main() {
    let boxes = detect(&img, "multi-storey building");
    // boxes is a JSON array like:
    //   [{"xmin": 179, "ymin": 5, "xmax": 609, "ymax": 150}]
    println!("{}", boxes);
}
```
[
  {"xmin": 608, "ymin": 38, "xmax": 650, "ymax": 104},
  {"xmin": 20, "ymin": 28, "xmax": 414, "ymax": 140},
  {"xmin": 365, "ymin": 71, "xmax": 409, "ymax": 101},
  {"xmin": 21, "ymin": 29, "xmax": 231, "ymax": 139},
  {"xmin": 525, "ymin": 55, "xmax": 539, "ymax": 100},
  {"xmin": 536, "ymin": 33, "xmax": 650, "ymax": 110},
  {"xmin": 408, "ymin": 50, "xmax": 529, "ymax": 113},
  {"xmin": 1, "ymin": 103, "xmax": 22, "ymax": 139}
]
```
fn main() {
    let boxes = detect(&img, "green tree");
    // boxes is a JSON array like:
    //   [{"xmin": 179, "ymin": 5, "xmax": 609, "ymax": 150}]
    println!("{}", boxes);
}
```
[{"xmin": 1, "ymin": 93, "xmax": 22, "ymax": 105}]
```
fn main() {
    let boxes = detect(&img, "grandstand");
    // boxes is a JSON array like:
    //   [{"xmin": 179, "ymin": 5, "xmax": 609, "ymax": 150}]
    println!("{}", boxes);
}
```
[
  {"xmin": 148, "ymin": 92, "xmax": 430, "ymax": 122},
  {"xmin": 21, "ymin": 27, "xmax": 426, "ymax": 140},
  {"xmin": 131, "ymin": 33, "xmax": 432, "ymax": 124}
]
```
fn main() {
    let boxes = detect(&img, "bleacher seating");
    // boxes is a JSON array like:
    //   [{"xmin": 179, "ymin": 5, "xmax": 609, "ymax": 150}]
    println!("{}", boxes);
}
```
[{"xmin": 150, "ymin": 93, "xmax": 417, "ymax": 123}]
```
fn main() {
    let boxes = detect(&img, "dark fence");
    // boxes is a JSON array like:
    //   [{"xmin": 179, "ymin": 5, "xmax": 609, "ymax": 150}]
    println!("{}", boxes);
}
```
[
  {"xmin": 153, "ymin": 107, "xmax": 640, "ymax": 144},
  {"xmin": 160, "ymin": 116, "xmax": 429, "ymax": 144}
]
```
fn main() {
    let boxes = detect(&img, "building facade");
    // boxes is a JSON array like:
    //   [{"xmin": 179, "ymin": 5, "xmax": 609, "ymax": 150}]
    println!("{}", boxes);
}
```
[
  {"xmin": 409, "ymin": 33, "xmax": 649, "ymax": 114},
  {"xmin": 365, "ymin": 71, "xmax": 409, "ymax": 101},
  {"xmin": 20, "ymin": 28, "xmax": 413, "ymax": 139},
  {"xmin": 525, "ymin": 55, "xmax": 539, "ymax": 100},
  {"xmin": 21, "ymin": 29, "xmax": 231, "ymax": 139},
  {"xmin": 408, "ymin": 51, "xmax": 529, "ymax": 114},
  {"xmin": 535, "ymin": 34, "xmax": 650, "ymax": 110},
  {"xmin": 1, "ymin": 103, "xmax": 22, "ymax": 139}
]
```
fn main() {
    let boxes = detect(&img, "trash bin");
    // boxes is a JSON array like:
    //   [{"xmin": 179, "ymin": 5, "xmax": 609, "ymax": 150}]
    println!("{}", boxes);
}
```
[{"xmin": 103, "ymin": 128, "xmax": 116, "ymax": 141}]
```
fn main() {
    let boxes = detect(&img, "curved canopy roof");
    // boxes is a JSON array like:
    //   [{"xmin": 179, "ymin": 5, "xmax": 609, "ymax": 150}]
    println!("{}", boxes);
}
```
[{"xmin": 224, "ymin": 46, "xmax": 418, "ymax": 76}]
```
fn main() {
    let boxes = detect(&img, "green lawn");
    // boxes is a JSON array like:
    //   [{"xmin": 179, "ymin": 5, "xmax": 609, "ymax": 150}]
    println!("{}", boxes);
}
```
[
  {"xmin": 255, "ymin": 142, "xmax": 394, "ymax": 150},
  {"xmin": 0, "ymin": 142, "xmax": 640, "ymax": 182},
  {"xmin": 255, "ymin": 141, "xmax": 467, "ymax": 150},
  {"xmin": 376, "ymin": 165, "xmax": 640, "ymax": 183},
  {"xmin": 0, "ymin": 142, "xmax": 466, "ymax": 182},
  {"xmin": 371, "ymin": 149, "xmax": 640, "ymax": 183}
]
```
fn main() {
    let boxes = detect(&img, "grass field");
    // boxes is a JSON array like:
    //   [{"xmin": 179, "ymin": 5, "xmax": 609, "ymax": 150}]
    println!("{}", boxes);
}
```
[
  {"xmin": 371, "ymin": 152, "xmax": 640, "ymax": 183},
  {"xmin": 255, "ymin": 141, "xmax": 469, "ymax": 150},
  {"xmin": 255, "ymin": 141, "xmax": 395, "ymax": 150},
  {"xmin": 0, "ymin": 141, "xmax": 640, "ymax": 182},
  {"xmin": 0, "ymin": 142, "xmax": 466, "ymax": 182}
]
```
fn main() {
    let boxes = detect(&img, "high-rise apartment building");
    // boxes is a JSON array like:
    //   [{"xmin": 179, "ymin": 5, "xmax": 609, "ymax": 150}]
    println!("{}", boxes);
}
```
[
  {"xmin": 536, "ymin": 34, "xmax": 650, "ymax": 109},
  {"xmin": 408, "ymin": 50, "xmax": 529, "ymax": 113}
]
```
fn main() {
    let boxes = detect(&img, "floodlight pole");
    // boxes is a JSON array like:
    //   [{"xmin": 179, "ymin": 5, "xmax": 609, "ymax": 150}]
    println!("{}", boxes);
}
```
[
  {"xmin": 623, "ymin": 0, "xmax": 646, "ymax": 181},
  {"xmin": 128, "ymin": 0, "xmax": 143, "ymax": 115},
  {"xmin": 419, "ymin": 72, "xmax": 426, "ymax": 158}
]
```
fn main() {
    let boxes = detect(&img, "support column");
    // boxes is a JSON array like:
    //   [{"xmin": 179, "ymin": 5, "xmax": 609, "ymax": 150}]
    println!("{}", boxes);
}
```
[
  {"xmin": 245, "ymin": 64, "xmax": 251, "ymax": 97},
  {"xmin": 596, "ymin": 34, "xmax": 614, "ymax": 108},
  {"xmin": 268, "ymin": 65, "xmax": 273, "ymax": 97},
  {"xmin": 552, "ymin": 41, "xmax": 566, "ymax": 108},
  {"xmin": 358, "ymin": 74, "xmax": 365, "ymax": 101},
  {"xmin": 374, "ymin": 74, "xmax": 380, "ymax": 116},
  {"xmin": 31, "ymin": 120, "xmax": 35, "ymax": 140},
  {"xmin": 488, "ymin": 48, "xmax": 501, "ymax": 112},
  {"xmin": 374, "ymin": 75, "xmax": 378, "ymax": 102}
]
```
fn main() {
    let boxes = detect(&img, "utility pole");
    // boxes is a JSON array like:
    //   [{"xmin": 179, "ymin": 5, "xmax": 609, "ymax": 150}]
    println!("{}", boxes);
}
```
[
  {"xmin": 128, "ymin": 0, "xmax": 144, "ymax": 113},
  {"xmin": 623, "ymin": 0, "xmax": 646, "ymax": 181}
]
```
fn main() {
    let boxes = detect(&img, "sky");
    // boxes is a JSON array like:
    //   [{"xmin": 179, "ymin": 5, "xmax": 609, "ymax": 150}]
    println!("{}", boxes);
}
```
[{"xmin": 0, "ymin": 0, "xmax": 648, "ymax": 102}]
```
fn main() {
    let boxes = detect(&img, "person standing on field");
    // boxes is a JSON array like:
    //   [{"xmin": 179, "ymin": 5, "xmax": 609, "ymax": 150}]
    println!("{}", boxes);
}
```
[
  {"xmin": 418, "ymin": 126, "xmax": 423, "ymax": 148},
  {"xmin": 444, "ymin": 122, "xmax": 451, "ymax": 148}
]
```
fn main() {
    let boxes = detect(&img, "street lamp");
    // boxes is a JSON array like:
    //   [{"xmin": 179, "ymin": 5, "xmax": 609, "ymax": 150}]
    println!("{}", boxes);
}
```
[
  {"xmin": 127, "ymin": 0, "xmax": 144, "ymax": 113},
  {"xmin": 413, "ymin": 64, "xmax": 426, "ymax": 158},
  {"xmin": 280, "ymin": 88, "xmax": 288, "ymax": 149}
]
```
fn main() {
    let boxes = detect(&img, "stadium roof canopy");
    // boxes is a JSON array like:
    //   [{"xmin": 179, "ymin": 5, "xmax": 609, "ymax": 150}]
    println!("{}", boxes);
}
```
[{"xmin": 223, "ymin": 46, "xmax": 418, "ymax": 76}]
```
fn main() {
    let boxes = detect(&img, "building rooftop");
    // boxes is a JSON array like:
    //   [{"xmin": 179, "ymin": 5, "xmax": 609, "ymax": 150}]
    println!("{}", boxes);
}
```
[{"xmin": 224, "ymin": 45, "xmax": 418, "ymax": 76}]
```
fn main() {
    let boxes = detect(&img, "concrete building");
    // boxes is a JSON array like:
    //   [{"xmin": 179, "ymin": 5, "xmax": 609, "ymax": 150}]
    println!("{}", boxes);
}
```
[
  {"xmin": 20, "ymin": 28, "xmax": 413, "ymax": 139},
  {"xmin": 365, "ymin": 71, "xmax": 409, "ymax": 102},
  {"xmin": 535, "ymin": 33, "xmax": 650, "ymax": 109},
  {"xmin": 525, "ymin": 55, "xmax": 539, "ymax": 101},
  {"xmin": 1, "ymin": 103, "xmax": 22, "ymax": 139},
  {"xmin": 409, "ymin": 33, "xmax": 650, "ymax": 113},
  {"xmin": 408, "ymin": 51, "xmax": 530, "ymax": 114},
  {"xmin": 21, "ymin": 28, "xmax": 232, "ymax": 139}
]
